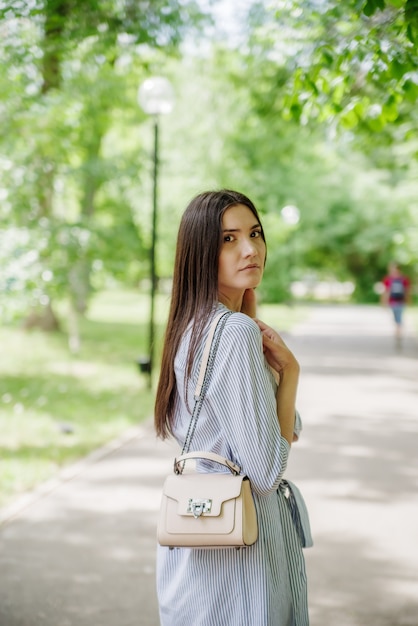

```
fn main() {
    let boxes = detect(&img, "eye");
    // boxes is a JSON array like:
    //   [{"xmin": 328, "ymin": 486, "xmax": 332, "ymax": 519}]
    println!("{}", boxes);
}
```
[
  {"xmin": 223, "ymin": 234, "xmax": 235, "ymax": 243},
  {"xmin": 251, "ymin": 229, "xmax": 262, "ymax": 238}
]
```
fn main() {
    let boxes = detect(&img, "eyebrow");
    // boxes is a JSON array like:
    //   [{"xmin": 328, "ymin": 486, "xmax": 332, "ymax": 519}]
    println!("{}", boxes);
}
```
[{"xmin": 222, "ymin": 223, "xmax": 261, "ymax": 232}]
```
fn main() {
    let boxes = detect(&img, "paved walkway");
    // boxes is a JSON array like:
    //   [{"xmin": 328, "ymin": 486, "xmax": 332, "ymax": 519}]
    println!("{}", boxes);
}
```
[{"xmin": 1, "ymin": 305, "xmax": 417, "ymax": 626}]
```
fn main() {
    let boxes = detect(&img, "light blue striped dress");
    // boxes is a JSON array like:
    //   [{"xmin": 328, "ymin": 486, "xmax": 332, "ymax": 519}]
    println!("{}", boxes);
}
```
[{"xmin": 156, "ymin": 305, "xmax": 311, "ymax": 626}]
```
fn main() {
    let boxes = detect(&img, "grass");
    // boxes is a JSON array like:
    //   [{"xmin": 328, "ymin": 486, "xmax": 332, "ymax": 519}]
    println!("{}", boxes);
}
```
[
  {"xmin": 0, "ymin": 290, "xmax": 307, "ymax": 509},
  {"xmin": 0, "ymin": 289, "xmax": 160, "ymax": 509}
]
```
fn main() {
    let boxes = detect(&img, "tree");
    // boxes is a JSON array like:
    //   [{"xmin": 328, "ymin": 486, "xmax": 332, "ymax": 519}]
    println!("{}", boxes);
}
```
[
  {"xmin": 212, "ymin": 0, "xmax": 418, "ymax": 297},
  {"xmin": 175, "ymin": 39, "xmax": 417, "ymax": 301},
  {"xmin": 0, "ymin": 0, "xmax": 206, "ymax": 342},
  {"xmin": 246, "ymin": 0, "xmax": 418, "ymax": 135}
]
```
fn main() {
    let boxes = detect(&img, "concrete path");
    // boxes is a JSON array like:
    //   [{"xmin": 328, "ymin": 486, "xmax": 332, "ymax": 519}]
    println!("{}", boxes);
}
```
[
  {"xmin": 290, "ymin": 306, "xmax": 418, "ymax": 626},
  {"xmin": 1, "ymin": 305, "xmax": 417, "ymax": 626}
]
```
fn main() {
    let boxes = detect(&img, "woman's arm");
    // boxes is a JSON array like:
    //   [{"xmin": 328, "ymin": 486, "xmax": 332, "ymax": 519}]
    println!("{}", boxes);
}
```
[
  {"xmin": 206, "ymin": 314, "xmax": 290, "ymax": 495},
  {"xmin": 240, "ymin": 290, "xmax": 300, "ymax": 445},
  {"xmin": 255, "ymin": 319, "xmax": 300, "ymax": 446}
]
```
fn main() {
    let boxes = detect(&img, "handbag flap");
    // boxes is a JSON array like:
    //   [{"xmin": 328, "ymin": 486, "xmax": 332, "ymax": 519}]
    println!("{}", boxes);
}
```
[{"xmin": 163, "ymin": 473, "xmax": 245, "ymax": 517}]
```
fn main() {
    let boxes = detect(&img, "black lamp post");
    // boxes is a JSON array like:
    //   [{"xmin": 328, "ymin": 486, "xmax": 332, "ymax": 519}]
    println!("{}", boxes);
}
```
[{"xmin": 138, "ymin": 77, "xmax": 174, "ymax": 388}]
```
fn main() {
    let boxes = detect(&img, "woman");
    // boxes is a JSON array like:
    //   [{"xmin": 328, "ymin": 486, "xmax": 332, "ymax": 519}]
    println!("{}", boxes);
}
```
[{"xmin": 155, "ymin": 190, "xmax": 311, "ymax": 625}]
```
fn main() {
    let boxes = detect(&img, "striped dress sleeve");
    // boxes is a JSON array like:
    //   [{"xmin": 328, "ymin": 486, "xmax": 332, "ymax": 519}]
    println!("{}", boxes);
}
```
[{"xmin": 204, "ymin": 312, "xmax": 290, "ymax": 496}]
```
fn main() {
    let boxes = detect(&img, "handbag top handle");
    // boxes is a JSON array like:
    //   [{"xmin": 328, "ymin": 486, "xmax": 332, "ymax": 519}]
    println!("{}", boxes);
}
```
[{"xmin": 174, "ymin": 450, "xmax": 241, "ymax": 476}]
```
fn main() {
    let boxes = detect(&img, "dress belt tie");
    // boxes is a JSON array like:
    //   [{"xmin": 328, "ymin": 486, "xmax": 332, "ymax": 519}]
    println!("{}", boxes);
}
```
[{"xmin": 279, "ymin": 480, "xmax": 307, "ymax": 548}]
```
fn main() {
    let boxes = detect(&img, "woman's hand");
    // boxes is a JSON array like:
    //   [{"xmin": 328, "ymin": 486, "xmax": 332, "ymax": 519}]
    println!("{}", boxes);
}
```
[
  {"xmin": 255, "ymin": 319, "xmax": 300, "ymax": 379},
  {"xmin": 256, "ymin": 319, "xmax": 300, "ymax": 445}
]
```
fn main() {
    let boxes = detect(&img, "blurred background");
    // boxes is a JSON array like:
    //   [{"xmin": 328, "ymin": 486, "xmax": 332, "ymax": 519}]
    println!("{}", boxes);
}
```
[{"xmin": 1, "ymin": 0, "xmax": 417, "ymax": 507}]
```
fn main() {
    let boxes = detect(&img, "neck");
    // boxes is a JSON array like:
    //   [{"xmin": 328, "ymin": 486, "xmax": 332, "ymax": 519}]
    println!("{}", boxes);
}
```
[{"xmin": 218, "ymin": 292, "xmax": 242, "ymax": 312}]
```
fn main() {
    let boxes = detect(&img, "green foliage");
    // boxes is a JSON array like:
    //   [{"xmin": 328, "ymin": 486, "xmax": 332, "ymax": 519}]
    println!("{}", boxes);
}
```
[
  {"xmin": 0, "ymin": 0, "xmax": 206, "ymax": 51},
  {"xmin": 246, "ymin": 0, "xmax": 418, "ymax": 138},
  {"xmin": 152, "ymin": 42, "xmax": 418, "ymax": 304},
  {"xmin": 194, "ymin": 3, "xmax": 418, "ymax": 301},
  {"xmin": 1, "ymin": 0, "xmax": 417, "ymax": 322},
  {"xmin": 0, "ymin": 0, "xmax": 207, "ymax": 323}
]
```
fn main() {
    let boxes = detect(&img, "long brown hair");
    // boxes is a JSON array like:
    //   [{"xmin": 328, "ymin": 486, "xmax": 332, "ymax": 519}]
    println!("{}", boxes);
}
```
[{"xmin": 154, "ymin": 189, "xmax": 265, "ymax": 439}]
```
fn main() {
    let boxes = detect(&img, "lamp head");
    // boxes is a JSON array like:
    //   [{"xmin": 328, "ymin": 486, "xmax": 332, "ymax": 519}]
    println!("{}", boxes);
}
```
[{"xmin": 138, "ymin": 77, "xmax": 175, "ymax": 115}]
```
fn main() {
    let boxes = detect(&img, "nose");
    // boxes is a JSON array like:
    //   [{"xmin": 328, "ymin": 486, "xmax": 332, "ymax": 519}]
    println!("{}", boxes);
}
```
[{"xmin": 242, "ymin": 238, "xmax": 257, "ymax": 257}]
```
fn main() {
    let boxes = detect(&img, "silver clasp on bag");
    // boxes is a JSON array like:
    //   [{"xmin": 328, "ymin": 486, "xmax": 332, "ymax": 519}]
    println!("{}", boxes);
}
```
[{"xmin": 187, "ymin": 498, "xmax": 212, "ymax": 518}]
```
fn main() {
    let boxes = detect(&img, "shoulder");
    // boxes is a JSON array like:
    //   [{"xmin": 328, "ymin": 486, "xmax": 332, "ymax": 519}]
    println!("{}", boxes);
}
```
[
  {"xmin": 223, "ymin": 312, "xmax": 261, "ymax": 342},
  {"xmin": 213, "ymin": 312, "xmax": 266, "ymax": 372}
]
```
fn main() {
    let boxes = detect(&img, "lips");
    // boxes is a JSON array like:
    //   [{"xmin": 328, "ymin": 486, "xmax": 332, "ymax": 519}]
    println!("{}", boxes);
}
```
[{"xmin": 240, "ymin": 264, "xmax": 260, "ymax": 271}]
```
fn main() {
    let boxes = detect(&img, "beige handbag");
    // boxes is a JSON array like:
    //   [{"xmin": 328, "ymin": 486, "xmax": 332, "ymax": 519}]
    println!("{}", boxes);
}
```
[{"xmin": 157, "ymin": 312, "xmax": 258, "ymax": 549}]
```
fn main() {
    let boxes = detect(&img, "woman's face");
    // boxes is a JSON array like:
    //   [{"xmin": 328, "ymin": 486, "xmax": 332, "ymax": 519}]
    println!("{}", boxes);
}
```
[{"xmin": 218, "ymin": 203, "xmax": 266, "ymax": 306}]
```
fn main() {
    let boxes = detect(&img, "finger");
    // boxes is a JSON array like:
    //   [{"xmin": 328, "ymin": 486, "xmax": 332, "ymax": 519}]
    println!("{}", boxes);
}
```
[
  {"xmin": 261, "ymin": 332, "xmax": 275, "ymax": 346},
  {"xmin": 255, "ymin": 318, "xmax": 268, "ymax": 331},
  {"xmin": 262, "ymin": 330, "xmax": 284, "ymax": 347}
]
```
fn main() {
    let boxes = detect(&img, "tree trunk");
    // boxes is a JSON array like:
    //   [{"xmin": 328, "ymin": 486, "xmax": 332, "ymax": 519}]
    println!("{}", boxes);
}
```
[
  {"xmin": 66, "ymin": 130, "xmax": 105, "ymax": 322},
  {"xmin": 41, "ymin": 0, "xmax": 71, "ymax": 93},
  {"xmin": 22, "ymin": 301, "xmax": 61, "ymax": 332}
]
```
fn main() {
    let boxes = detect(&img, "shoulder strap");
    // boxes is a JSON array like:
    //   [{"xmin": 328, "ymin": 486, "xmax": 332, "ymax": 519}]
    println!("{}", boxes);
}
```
[
  {"xmin": 194, "ymin": 311, "xmax": 228, "ymax": 400},
  {"xmin": 181, "ymin": 310, "xmax": 231, "ymax": 455}
]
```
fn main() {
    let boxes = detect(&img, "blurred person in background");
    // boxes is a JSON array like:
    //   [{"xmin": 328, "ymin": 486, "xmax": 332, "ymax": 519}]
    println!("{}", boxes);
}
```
[{"xmin": 381, "ymin": 262, "xmax": 411, "ymax": 346}]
